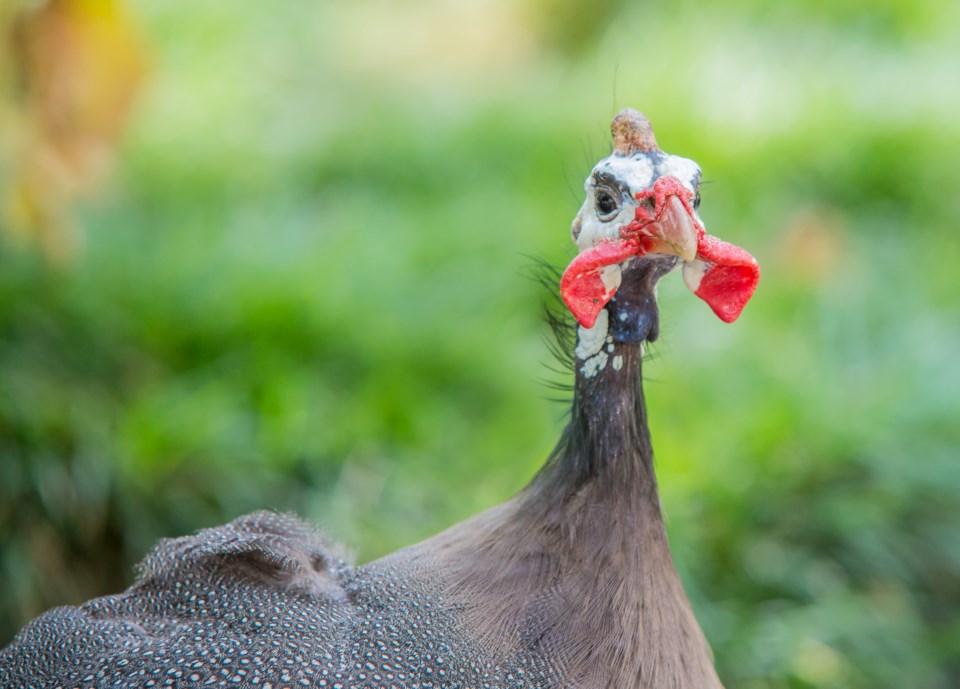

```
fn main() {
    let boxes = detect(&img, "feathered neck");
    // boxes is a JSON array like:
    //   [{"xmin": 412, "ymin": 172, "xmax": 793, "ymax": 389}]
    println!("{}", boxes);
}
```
[{"xmin": 521, "ymin": 333, "xmax": 658, "ymax": 518}]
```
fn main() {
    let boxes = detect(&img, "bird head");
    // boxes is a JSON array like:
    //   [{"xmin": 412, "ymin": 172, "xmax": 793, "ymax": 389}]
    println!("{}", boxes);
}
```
[{"xmin": 561, "ymin": 109, "xmax": 759, "ymax": 346}]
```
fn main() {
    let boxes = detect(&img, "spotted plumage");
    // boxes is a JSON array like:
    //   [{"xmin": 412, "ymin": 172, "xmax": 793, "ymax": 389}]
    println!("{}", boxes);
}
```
[{"xmin": 1, "ymin": 512, "xmax": 564, "ymax": 688}]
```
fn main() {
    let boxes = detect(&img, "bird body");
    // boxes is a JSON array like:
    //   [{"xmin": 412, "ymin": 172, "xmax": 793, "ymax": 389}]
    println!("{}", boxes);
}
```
[{"xmin": 0, "ymin": 110, "xmax": 757, "ymax": 689}]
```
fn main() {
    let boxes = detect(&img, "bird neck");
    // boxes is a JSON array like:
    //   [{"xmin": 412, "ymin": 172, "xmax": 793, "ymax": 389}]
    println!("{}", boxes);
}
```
[
  {"xmin": 429, "ymin": 310, "xmax": 721, "ymax": 688},
  {"xmin": 521, "ymin": 325, "xmax": 660, "ymax": 521},
  {"xmin": 489, "ymin": 324, "xmax": 721, "ymax": 687}
]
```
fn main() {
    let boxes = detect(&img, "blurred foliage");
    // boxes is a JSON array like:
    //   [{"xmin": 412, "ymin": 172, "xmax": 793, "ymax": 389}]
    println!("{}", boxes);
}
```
[{"xmin": 1, "ymin": 1, "xmax": 959, "ymax": 688}]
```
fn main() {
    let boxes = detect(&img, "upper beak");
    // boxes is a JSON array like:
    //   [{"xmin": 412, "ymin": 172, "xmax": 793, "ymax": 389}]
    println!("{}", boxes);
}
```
[{"xmin": 641, "ymin": 194, "xmax": 699, "ymax": 263}]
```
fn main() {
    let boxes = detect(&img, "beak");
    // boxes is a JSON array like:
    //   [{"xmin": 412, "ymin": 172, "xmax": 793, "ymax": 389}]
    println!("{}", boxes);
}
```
[
  {"xmin": 560, "ymin": 176, "xmax": 759, "ymax": 329},
  {"xmin": 641, "ymin": 194, "xmax": 699, "ymax": 262}
]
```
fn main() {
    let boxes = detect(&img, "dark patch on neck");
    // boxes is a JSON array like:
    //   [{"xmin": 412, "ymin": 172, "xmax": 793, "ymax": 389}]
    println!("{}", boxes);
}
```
[{"xmin": 607, "ymin": 257, "xmax": 677, "ymax": 345}]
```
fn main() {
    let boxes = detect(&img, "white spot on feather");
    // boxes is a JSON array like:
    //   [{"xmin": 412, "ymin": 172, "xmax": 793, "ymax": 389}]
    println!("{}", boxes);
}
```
[
  {"xmin": 580, "ymin": 351, "xmax": 608, "ymax": 378},
  {"xmin": 575, "ymin": 309, "xmax": 611, "ymax": 378},
  {"xmin": 598, "ymin": 264, "xmax": 623, "ymax": 294},
  {"xmin": 683, "ymin": 258, "xmax": 711, "ymax": 293},
  {"xmin": 575, "ymin": 309, "xmax": 608, "ymax": 360}
]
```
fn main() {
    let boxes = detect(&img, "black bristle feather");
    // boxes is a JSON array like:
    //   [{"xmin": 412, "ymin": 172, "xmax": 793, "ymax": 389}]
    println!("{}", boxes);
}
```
[{"xmin": 521, "ymin": 257, "xmax": 577, "ymax": 376}]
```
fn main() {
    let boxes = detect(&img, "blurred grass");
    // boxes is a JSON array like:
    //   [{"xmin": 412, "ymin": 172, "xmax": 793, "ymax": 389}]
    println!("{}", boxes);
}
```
[{"xmin": 1, "ymin": 1, "xmax": 959, "ymax": 687}]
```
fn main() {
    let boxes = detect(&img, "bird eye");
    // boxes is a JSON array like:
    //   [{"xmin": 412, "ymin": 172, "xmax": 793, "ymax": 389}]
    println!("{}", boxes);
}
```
[
  {"xmin": 595, "ymin": 189, "xmax": 619, "ymax": 218},
  {"xmin": 693, "ymin": 191, "xmax": 701, "ymax": 209}
]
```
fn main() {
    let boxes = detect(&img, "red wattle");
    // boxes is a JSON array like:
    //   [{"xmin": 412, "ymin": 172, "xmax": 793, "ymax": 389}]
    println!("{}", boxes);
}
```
[
  {"xmin": 560, "ymin": 238, "xmax": 641, "ymax": 328},
  {"xmin": 692, "ymin": 234, "xmax": 759, "ymax": 323}
]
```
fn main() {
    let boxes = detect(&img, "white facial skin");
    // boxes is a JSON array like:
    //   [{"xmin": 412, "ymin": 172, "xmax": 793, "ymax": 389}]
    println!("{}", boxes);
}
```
[{"xmin": 572, "ymin": 151, "xmax": 703, "ymax": 252}]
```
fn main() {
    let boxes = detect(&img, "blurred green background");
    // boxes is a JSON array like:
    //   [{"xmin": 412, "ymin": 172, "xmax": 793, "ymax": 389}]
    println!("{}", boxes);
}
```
[{"xmin": 1, "ymin": 0, "xmax": 959, "ymax": 687}]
